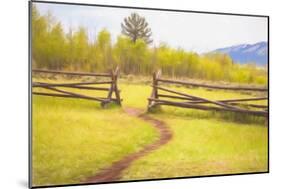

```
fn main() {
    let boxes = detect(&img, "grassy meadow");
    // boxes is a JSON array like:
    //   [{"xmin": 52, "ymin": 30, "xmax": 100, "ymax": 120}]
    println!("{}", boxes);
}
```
[
  {"xmin": 120, "ymin": 79, "xmax": 268, "ymax": 179},
  {"xmin": 31, "ymin": 3, "xmax": 268, "ymax": 187},
  {"xmin": 32, "ymin": 76, "xmax": 268, "ymax": 186},
  {"xmin": 122, "ymin": 110, "xmax": 268, "ymax": 180},
  {"xmin": 32, "ymin": 95, "xmax": 159, "ymax": 186}
]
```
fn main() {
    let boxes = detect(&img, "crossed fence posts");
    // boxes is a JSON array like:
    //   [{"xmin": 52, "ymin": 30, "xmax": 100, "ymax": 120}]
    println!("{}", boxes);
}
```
[
  {"xmin": 32, "ymin": 68, "xmax": 268, "ymax": 119},
  {"xmin": 32, "ymin": 67, "xmax": 122, "ymax": 107},
  {"xmin": 147, "ymin": 69, "xmax": 268, "ymax": 118}
]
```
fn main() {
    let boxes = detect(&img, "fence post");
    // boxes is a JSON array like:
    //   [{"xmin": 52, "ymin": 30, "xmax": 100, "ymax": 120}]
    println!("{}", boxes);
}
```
[
  {"xmin": 101, "ymin": 69, "xmax": 114, "ymax": 107},
  {"xmin": 155, "ymin": 70, "xmax": 161, "ymax": 98},
  {"xmin": 148, "ymin": 69, "xmax": 161, "ymax": 111},
  {"xmin": 113, "ymin": 67, "xmax": 121, "ymax": 105},
  {"xmin": 153, "ymin": 72, "xmax": 158, "ymax": 99},
  {"xmin": 101, "ymin": 67, "xmax": 121, "ymax": 107}
]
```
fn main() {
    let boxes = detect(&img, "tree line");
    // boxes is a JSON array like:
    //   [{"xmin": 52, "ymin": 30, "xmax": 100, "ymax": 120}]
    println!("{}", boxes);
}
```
[{"xmin": 32, "ymin": 5, "xmax": 267, "ymax": 85}]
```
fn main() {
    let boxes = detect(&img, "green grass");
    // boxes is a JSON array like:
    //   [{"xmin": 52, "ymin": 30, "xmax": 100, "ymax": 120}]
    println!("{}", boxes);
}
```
[
  {"xmin": 32, "ymin": 96, "xmax": 159, "ymax": 186},
  {"xmin": 121, "ymin": 116, "xmax": 268, "ymax": 180},
  {"xmin": 118, "ymin": 82, "xmax": 268, "ymax": 180},
  {"xmin": 32, "ymin": 77, "xmax": 268, "ymax": 185}
]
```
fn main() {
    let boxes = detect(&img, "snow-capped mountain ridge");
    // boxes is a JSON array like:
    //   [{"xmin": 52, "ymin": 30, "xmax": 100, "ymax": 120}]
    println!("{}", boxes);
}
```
[{"xmin": 214, "ymin": 41, "xmax": 268, "ymax": 65}]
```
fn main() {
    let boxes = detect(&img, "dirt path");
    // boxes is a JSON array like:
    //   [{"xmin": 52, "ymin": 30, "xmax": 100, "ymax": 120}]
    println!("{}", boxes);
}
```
[{"xmin": 84, "ymin": 107, "xmax": 172, "ymax": 183}]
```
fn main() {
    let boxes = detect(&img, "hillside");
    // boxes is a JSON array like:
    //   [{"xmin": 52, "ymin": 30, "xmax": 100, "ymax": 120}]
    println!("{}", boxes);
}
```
[{"xmin": 214, "ymin": 41, "xmax": 268, "ymax": 66}]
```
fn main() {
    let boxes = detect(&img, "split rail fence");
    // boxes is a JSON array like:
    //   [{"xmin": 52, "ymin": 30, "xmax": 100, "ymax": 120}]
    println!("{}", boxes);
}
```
[
  {"xmin": 32, "ymin": 68, "xmax": 122, "ymax": 107},
  {"xmin": 148, "ymin": 70, "xmax": 268, "ymax": 117}
]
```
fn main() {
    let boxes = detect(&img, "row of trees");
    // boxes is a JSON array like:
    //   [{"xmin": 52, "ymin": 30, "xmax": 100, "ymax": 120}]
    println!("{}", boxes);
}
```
[{"xmin": 32, "ymin": 5, "xmax": 267, "ymax": 85}]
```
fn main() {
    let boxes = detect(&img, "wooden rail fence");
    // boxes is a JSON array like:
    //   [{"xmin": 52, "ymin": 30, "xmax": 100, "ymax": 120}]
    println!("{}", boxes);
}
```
[
  {"xmin": 32, "ymin": 67, "xmax": 122, "ymax": 107},
  {"xmin": 148, "ymin": 70, "xmax": 268, "ymax": 117}
]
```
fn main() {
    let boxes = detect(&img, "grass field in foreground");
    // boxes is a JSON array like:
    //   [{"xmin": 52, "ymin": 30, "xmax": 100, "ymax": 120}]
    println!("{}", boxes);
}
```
[
  {"xmin": 121, "ymin": 116, "xmax": 267, "ymax": 180},
  {"xmin": 32, "ymin": 96, "xmax": 159, "ymax": 186},
  {"xmin": 120, "ymin": 82, "xmax": 267, "ymax": 180},
  {"xmin": 32, "ymin": 77, "xmax": 268, "ymax": 185}
]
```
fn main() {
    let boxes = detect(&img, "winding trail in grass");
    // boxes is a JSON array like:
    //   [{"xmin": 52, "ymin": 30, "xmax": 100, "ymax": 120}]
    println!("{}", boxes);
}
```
[{"xmin": 84, "ymin": 107, "xmax": 173, "ymax": 183}]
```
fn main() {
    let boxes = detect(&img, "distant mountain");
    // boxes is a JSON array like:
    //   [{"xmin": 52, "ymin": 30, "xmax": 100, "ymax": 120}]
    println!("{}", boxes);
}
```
[{"xmin": 213, "ymin": 41, "xmax": 268, "ymax": 66}]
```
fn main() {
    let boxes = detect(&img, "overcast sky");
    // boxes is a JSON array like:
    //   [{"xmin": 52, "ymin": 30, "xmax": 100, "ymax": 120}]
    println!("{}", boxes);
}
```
[{"xmin": 35, "ymin": 2, "xmax": 268, "ymax": 53}]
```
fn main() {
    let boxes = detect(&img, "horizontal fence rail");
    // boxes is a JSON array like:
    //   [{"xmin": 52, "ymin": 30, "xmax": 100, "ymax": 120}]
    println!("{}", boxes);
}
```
[
  {"xmin": 157, "ymin": 78, "xmax": 268, "ymax": 91},
  {"xmin": 33, "ymin": 82, "xmax": 110, "ymax": 91},
  {"xmin": 148, "ymin": 70, "xmax": 268, "ymax": 118},
  {"xmin": 32, "ymin": 68, "xmax": 122, "ymax": 107},
  {"xmin": 32, "ymin": 69, "xmax": 111, "ymax": 77}
]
